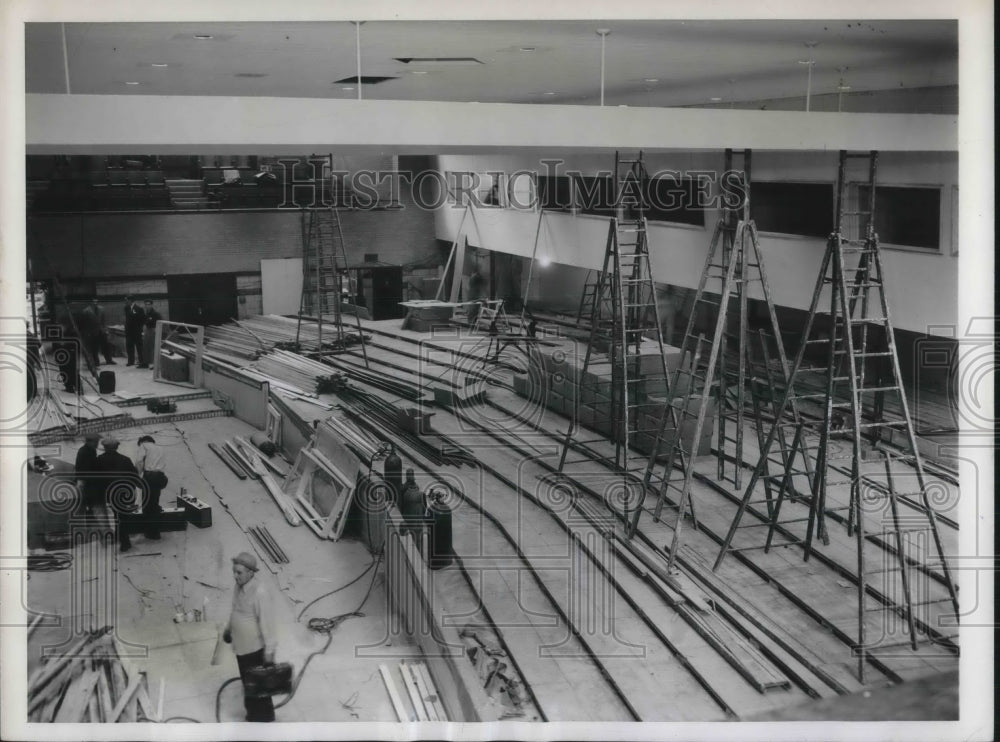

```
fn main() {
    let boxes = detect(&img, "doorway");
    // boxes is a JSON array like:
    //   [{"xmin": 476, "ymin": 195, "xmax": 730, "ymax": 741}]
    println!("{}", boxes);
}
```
[{"xmin": 166, "ymin": 273, "xmax": 238, "ymax": 326}]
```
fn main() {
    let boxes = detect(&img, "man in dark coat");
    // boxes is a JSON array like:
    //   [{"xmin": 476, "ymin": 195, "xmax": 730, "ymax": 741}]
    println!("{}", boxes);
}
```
[
  {"xmin": 81, "ymin": 299, "xmax": 115, "ymax": 367},
  {"xmin": 54, "ymin": 316, "xmax": 81, "ymax": 393},
  {"xmin": 140, "ymin": 300, "xmax": 163, "ymax": 370},
  {"xmin": 74, "ymin": 433, "xmax": 103, "ymax": 514},
  {"xmin": 94, "ymin": 437, "xmax": 138, "ymax": 551},
  {"xmin": 123, "ymin": 297, "xmax": 146, "ymax": 367}
]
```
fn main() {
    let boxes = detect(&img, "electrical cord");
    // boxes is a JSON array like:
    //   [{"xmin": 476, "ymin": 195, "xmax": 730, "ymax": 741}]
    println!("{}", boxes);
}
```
[
  {"xmin": 27, "ymin": 552, "xmax": 73, "ymax": 571},
  {"xmin": 296, "ymin": 557, "xmax": 378, "ymax": 622}
]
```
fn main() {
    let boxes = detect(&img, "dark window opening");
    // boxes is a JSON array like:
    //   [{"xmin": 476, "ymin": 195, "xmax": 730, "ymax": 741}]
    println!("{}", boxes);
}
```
[
  {"xmin": 537, "ymin": 175, "xmax": 572, "ymax": 212},
  {"xmin": 645, "ymin": 176, "xmax": 706, "ymax": 227},
  {"xmin": 574, "ymin": 175, "xmax": 615, "ymax": 217},
  {"xmin": 858, "ymin": 185, "xmax": 940, "ymax": 250},
  {"xmin": 750, "ymin": 182, "xmax": 834, "ymax": 238}
]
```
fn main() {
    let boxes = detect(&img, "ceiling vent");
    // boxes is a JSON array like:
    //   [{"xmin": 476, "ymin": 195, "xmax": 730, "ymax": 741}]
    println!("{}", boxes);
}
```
[
  {"xmin": 235, "ymin": 73, "xmax": 269, "ymax": 78},
  {"xmin": 394, "ymin": 57, "xmax": 484, "ymax": 66},
  {"xmin": 334, "ymin": 75, "xmax": 398, "ymax": 85}
]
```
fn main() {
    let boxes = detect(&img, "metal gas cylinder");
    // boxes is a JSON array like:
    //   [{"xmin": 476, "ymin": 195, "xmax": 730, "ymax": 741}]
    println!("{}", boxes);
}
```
[
  {"xmin": 398, "ymin": 469, "xmax": 424, "ymax": 522},
  {"xmin": 425, "ymin": 486, "xmax": 454, "ymax": 570},
  {"xmin": 383, "ymin": 443, "xmax": 403, "ymax": 505}
]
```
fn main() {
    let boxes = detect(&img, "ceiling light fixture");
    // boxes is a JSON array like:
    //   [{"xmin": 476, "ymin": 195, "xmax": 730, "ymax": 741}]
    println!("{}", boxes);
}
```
[
  {"xmin": 341, "ymin": 86, "xmax": 355, "ymax": 91},
  {"xmin": 411, "ymin": 70, "xmax": 428, "ymax": 74},
  {"xmin": 352, "ymin": 21, "xmax": 365, "ymax": 101},
  {"xmin": 124, "ymin": 81, "xmax": 141, "ymax": 85},
  {"xmin": 596, "ymin": 29, "xmax": 611, "ymax": 107},
  {"xmin": 709, "ymin": 97, "xmax": 723, "ymax": 102},
  {"xmin": 193, "ymin": 34, "xmax": 214, "ymax": 40},
  {"xmin": 836, "ymin": 77, "xmax": 852, "ymax": 112},
  {"xmin": 798, "ymin": 59, "xmax": 816, "ymax": 112},
  {"xmin": 519, "ymin": 46, "xmax": 536, "ymax": 52},
  {"xmin": 150, "ymin": 63, "xmax": 169, "ymax": 68},
  {"xmin": 644, "ymin": 78, "xmax": 659, "ymax": 83}
]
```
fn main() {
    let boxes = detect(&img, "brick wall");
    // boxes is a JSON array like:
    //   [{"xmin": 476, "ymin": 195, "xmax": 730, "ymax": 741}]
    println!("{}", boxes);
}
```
[
  {"xmin": 29, "ymin": 197, "xmax": 439, "ymax": 321},
  {"xmin": 28, "ymin": 200, "xmax": 438, "ymax": 279}
]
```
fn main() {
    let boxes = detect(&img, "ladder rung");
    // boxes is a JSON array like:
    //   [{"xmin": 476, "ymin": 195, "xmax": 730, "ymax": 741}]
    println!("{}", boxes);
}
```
[
  {"xmin": 735, "ymin": 517, "xmax": 815, "ymax": 527},
  {"xmin": 726, "ymin": 540, "xmax": 802, "ymax": 552},
  {"xmin": 856, "ymin": 420, "xmax": 908, "ymax": 429},
  {"xmin": 864, "ymin": 597, "xmax": 953, "ymax": 613},
  {"xmin": 866, "ymin": 528, "xmax": 932, "ymax": 538},
  {"xmin": 762, "ymin": 472, "xmax": 812, "ymax": 482},
  {"xmin": 859, "ymin": 636, "xmax": 953, "ymax": 652}
]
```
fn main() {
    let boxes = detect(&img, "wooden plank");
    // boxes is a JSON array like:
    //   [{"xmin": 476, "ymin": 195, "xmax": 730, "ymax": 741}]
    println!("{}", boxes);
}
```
[
  {"xmin": 53, "ymin": 668, "xmax": 100, "ymax": 722},
  {"xmin": 233, "ymin": 437, "xmax": 302, "ymax": 525},
  {"xmin": 406, "ymin": 663, "xmax": 447, "ymax": 721},
  {"xmin": 157, "ymin": 678, "xmax": 166, "ymax": 722},
  {"xmin": 414, "ymin": 662, "xmax": 448, "ymax": 721},
  {"xmin": 407, "ymin": 662, "xmax": 438, "ymax": 721},
  {"xmin": 39, "ymin": 684, "xmax": 66, "ymax": 722},
  {"xmin": 96, "ymin": 668, "xmax": 114, "ymax": 722},
  {"xmin": 207, "ymin": 442, "xmax": 249, "ymax": 479},
  {"xmin": 136, "ymin": 683, "xmax": 159, "ymax": 722},
  {"xmin": 86, "ymin": 693, "xmax": 100, "ymax": 723},
  {"xmin": 379, "ymin": 663, "xmax": 409, "ymax": 722},
  {"xmin": 28, "ymin": 631, "xmax": 94, "ymax": 693},
  {"xmin": 399, "ymin": 661, "xmax": 429, "ymax": 721},
  {"xmin": 109, "ymin": 674, "xmax": 143, "ymax": 722},
  {"xmin": 27, "ymin": 612, "xmax": 45, "ymax": 640}
]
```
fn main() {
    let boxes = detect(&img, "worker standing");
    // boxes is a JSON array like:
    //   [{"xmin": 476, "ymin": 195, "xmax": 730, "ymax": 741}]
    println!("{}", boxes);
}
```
[
  {"xmin": 94, "ymin": 437, "xmax": 139, "ymax": 552},
  {"xmin": 54, "ymin": 315, "xmax": 81, "ymax": 393},
  {"xmin": 223, "ymin": 552, "xmax": 277, "ymax": 722},
  {"xmin": 135, "ymin": 435, "xmax": 167, "ymax": 540},
  {"xmin": 74, "ymin": 433, "xmax": 103, "ymax": 514},
  {"xmin": 123, "ymin": 296, "xmax": 146, "ymax": 367},
  {"xmin": 85, "ymin": 298, "xmax": 116, "ymax": 366},
  {"xmin": 140, "ymin": 300, "xmax": 162, "ymax": 370}
]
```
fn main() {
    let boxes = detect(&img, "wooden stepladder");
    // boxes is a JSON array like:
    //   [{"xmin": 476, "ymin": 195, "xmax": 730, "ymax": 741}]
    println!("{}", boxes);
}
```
[
  {"xmin": 556, "ymin": 152, "xmax": 672, "ymax": 510},
  {"xmin": 626, "ymin": 150, "xmax": 802, "ymax": 575},
  {"xmin": 296, "ymin": 153, "xmax": 369, "ymax": 367},
  {"xmin": 715, "ymin": 151, "xmax": 959, "ymax": 680}
]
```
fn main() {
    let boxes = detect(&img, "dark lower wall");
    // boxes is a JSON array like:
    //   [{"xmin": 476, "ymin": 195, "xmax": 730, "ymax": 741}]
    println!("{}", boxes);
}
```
[{"xmin": 27, "ymin": 203, "xmax": 439, "ymax": 279}]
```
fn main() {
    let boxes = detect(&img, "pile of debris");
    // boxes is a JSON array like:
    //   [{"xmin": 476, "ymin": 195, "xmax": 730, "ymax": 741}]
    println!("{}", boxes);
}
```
[{"xmin": 27, "ymin": 626, "xmax": 162, "ymax": 723}]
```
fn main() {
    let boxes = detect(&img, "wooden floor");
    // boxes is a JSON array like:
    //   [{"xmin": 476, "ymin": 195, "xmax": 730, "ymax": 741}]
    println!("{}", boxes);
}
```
[
  {"xmin": 339, "ymin": 315, "xmax": 961, "ymax": 721},
  {"xmin": 24, "ymin": 318, "xmax": 962, "ymax": 723}
]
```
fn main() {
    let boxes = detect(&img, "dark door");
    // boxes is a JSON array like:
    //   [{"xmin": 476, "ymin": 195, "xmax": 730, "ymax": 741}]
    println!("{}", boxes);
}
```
[
  {"xmin": 370, "ymin": 266, "xmax": 404, "ymax": 320},
  {"xmin": 166, "ymin": 273, "xmax": 238, "ymax": 326}
]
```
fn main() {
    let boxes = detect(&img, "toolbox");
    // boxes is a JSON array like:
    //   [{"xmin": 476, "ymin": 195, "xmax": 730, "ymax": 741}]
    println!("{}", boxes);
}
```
[
  {"xmin": 151, "ymin": 507, "xmax": 188, "ymax": 532},
  {"xmin": 177, "ymin": 494, "xmax": 213, "ymax": 528}
]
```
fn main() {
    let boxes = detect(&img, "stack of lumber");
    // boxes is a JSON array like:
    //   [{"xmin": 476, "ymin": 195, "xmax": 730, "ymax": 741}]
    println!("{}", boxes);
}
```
[
  {"xmin": 209, "ymin": 436, "xmax": 300, "ymax": 526},
  {"xmin": 379, "ymin": 661, "xmax": 448, "ymax": 722},
  {"xmin": 255, "ymin": 349, "xmax": 347, "ymax": 396},
  {"xmin": 27, "ymin": 627, "xmax": 161, "ymax": 723},
  {"xmin": 197, "ymin": 315, "xmax": 363, "ymax": 356}
]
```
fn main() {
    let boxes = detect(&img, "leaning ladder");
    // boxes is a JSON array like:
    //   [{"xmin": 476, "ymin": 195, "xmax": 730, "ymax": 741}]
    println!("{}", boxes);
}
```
[
  {"xmin": 557, "ymin": 152, "xmax": 672, "ymax": 499},
  {"xmin": 295, "ymin": 158, "xmax": 369, "ymax": 367},
  {"xmin": 714, "ymin": 150, "xmax": 959, "ymax": 681}
]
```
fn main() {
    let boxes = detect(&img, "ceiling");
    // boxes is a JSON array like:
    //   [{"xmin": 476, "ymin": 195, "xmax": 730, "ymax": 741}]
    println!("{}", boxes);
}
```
[{"xmin": 25, "ymin": 19, "xmax": 957, "ymax": 109}]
